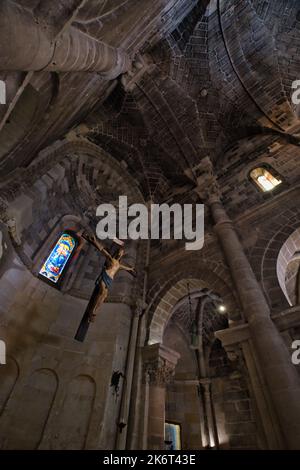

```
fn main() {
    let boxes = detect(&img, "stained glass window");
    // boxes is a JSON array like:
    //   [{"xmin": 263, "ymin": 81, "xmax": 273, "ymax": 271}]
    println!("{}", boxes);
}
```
[
  {"xmin": 250, "ymin": 167, "xmax": 282, "ymax": 192},
  {"xmin": 164, "ymin": 422, "xmax": 181, "ymax": 450},
  {"xmin": 39, "ymin": 232, "xmax": 77, "ymax": 284}
]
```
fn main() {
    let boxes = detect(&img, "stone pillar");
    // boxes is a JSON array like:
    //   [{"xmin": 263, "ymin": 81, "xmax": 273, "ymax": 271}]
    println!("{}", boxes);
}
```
[
  {"xmin": 196, "ymin": 299, "xmax": 219, "ymax": 448},
  {"xmin": 142, "ymin": 344, "xmax": 180, "ymax": 450},
  {"xmin": 200, "ymin": 379, "xmax": 219, "ymax": 448},
  {"xmin": 196, "ymin": 383, "xmax": 209, "ymax": 448},
  {"xmin": 195, "ymin": 157, "xmax": 300, "ymax": 449},
  {"xmin": 0, "ymin": 1, "xmax": 130, "ymax": 78},
  {"xmin": 215, "ymin": 324, "xmax": 284, "ymax": 449},
  {"xmin": 115, "ymin": 305, "xmax": 142, "ymax": 450}
]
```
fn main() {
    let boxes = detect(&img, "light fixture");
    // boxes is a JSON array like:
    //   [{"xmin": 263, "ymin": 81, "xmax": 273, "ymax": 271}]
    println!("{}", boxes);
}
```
[{"xmin": 218, "ymin": 304, "xmax": 226, "ymax": 313}]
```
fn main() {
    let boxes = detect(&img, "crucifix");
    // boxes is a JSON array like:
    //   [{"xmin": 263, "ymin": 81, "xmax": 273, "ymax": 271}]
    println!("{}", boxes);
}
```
[{"xmin": 74, "ymin": 232, "xmax": 137, "ymax": 342}]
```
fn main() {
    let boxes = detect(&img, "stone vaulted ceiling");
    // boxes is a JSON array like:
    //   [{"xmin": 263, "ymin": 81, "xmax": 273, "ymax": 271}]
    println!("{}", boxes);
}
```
[{"xmin": 1, "ymin": 0, "xmax": 300, "ymax": 218}]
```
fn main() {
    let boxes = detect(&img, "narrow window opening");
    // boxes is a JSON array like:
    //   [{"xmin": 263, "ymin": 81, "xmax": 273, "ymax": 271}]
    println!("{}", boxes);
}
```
[
  {"xmin": 250, "ymin": 167, "xmax": 282, "ymax": 192},
  {"xmin": 39, "ymin": 231, "xmax": 78, "ymax": 285}
]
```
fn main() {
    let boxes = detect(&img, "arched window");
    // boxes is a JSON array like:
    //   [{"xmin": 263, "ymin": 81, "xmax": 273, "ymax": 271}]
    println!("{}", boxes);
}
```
[
  {"xmin": 250, "ymin": 167, "xmax": 282, "ymax": 192},
  {"xmin": 39, "ymin": 231, "xmax": 78, "ymax": 286}
]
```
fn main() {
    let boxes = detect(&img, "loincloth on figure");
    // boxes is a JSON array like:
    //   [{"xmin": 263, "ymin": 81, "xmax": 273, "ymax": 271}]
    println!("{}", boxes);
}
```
[{"xmin": 96, "ymin": 267, "xmax": 113, "ymax": 289}]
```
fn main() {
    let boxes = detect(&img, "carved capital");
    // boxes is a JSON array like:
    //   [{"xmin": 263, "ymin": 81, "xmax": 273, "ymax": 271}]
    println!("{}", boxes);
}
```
[
  {"xmin": 143, "ymin": 343, "xmax": 180, "ymax": 387},
  {"xmin": 198, "ymin": 377, "xmax": 212, "ymax": 393},
  {"xmin": 144, "ymin": 358, "xmax": 176, "ymax": 386},
  {"xmin": 6, "ymin": 218, "xmax": 21, "ymax": 246},
  {"xmin": 121, "ymin": 54, "xmax": 155, "ymax": 91},
  {"xmin": 135, "ymin": 298, "xmax": 147, "ymax": 317},
  {"xmin": 224, "ymin": 344, "xmax": 242, "ymax": 362},
  {"xmin": 192, "ymin": 157, "xmax": 222, "ymax": 204}
]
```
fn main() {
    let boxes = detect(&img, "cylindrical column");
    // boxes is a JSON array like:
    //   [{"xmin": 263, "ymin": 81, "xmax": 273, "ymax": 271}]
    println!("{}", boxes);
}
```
[
  {"xmin": 196, "ymin": 383, "xmax": 209, "ymax": 448},
  {"xmin": 142, "ymin": 371, "xmax": 150, "ymax": 450},
  {"xmin": 201, "ymin": 379, "xmax": 217, "ymax": 448},
  {"xmin": 142, "ymin": 344, "xmax": 180, "ymax": 450},
  {"xmin": 0, "ymin": 1, "xmax": 130, "ymax": 78},
  {"xmin": 241, "ymin": 340, "xmax": 284, "ymax": 449},
  {"xmin": 49, "ymin": 29, "xmax": 129, "ymax": 77},
  {"xmin": 211, "ymin": 199, "xmax": 300, "ymax": 449},
  {"xmin": 115, "ymin": 309, "xmax": 140, "ymax": 450},
  {"xmin": 193, "ymin": 156, "xmax": 300, "ymax": 448},
  {"xmin": 196, "ymin": 298, "xmax": 218, "ymax": 448}
]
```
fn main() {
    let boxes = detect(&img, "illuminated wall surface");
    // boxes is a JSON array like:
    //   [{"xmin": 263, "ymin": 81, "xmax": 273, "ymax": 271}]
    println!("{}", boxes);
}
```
[
  {"xmin": 39, "ymin": 233, "xmax": 76, "ymax": 284},
  {"xmin": 165, "ymin": 422, "xmax": 181, "ymax": 450}
]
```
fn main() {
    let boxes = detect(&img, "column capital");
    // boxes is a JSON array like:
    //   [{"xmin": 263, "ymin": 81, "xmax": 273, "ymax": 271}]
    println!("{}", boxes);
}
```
[
  {"xmin": 134, "ymin": 298, "xmax": 147, "ymax": 317},
  {"xmin": 199, "ymin": 378, "xmax": 212, "ymax": 386},
  {"xmin": 143, "ymin": 343, "xmax": 180, "ymax": 386},
  {"xmin": 192, "ymin": 157, "xmax": 222, "ymax": 205},
  {"xmin": 121, "ymin": 54, "xmax": 155, "ymax": 91}
]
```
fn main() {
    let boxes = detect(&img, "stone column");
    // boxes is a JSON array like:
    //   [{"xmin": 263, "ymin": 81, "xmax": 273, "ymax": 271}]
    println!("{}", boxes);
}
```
[
  {"xmin": 142, "ymin": 344, "xmax": 180, "ymax": 450},
  {"xmin": 0, "ymin": 1, "xmax": 130, "ymax": 78},
  {"xmin": 195, "ymin": 157, "xmax": 300, "ymax": 449},
  {"xmin": 199, "ymin": 379, "xmax": 219, "ymax": 448},
  {"xmin": 196, "ymin": 299, "xmax": 219, "ymax": 448},
  {"xmin": 115, "ymin": 305, "xmax": 142, "ymax": 450},
  {"xmin": 196, "ymin": 383, "xmax": 209, "ymax": 449}
]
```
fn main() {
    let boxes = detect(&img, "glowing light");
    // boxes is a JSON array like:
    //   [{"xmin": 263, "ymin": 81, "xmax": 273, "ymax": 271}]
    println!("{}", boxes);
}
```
[
  {"xmin": 218, "ymin": 304, "xmax": 226, "ymax": 313},
  {"xmin": 250, "ymin": 167, "xmax": 282, "ymax": 192}
]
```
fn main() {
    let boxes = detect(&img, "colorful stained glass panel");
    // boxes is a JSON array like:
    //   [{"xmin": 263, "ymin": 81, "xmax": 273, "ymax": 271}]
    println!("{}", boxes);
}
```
[{"xmin": 39, "ymin": 233, "xmax": 76, "ymax": 284}]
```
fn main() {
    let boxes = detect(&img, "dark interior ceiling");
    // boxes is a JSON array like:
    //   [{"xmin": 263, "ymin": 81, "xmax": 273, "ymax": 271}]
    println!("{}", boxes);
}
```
[{"xmin": 0, "ymin": 0, "xmax": 300, "ymax": 217}]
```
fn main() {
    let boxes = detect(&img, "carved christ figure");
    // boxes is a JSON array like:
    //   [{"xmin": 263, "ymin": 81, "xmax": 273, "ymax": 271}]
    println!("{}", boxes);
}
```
[
  {"xmin": 75, "ymin": 232, "xmax": 136, "ymax": 342},
  {"xmin": 82, "ymin": 232, "xmax": 137, "ymax": 322}
]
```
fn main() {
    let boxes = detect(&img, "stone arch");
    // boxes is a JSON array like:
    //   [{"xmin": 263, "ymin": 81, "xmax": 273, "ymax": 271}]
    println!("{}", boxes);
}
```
[
  {"xmin": 53, "ymin": 374, "xmax": 96, "ymax": 450},
  {"xmin": 4, "ymin": 368, "xmax": 58, "ymax": 449},
  {"xmin": 0, "ymin": 139, "xmax": 144, "ymax": 223},
  {"xmin": 147, "ymin": 261, "xmax": 239, "ymax": 345},
  {"xmin": 0, "ymin": 355, "xmax": 19, "ymax": 417},
  {"xmin": 0, "ymin": 140, "xmax": 144, "ymax": 297},
  {"xmin": 250, "ymin": 205, "xmax": 300, "ymax": 311},
  {"xmin": 277, "ymin": 227, "xmax": 300, "ymax": 306}
]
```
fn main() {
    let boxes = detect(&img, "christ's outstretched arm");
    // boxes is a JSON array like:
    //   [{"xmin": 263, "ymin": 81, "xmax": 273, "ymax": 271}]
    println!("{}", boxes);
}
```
[
  {"xmin": 120, "ymin": 264, "xmax": 137, "ymax": 277},
  {"xmin": 82, "ymin": 232, "xmax": 113, "ymax": 261}
]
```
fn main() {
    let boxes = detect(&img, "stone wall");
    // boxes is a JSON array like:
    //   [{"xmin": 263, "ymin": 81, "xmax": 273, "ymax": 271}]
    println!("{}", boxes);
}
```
[
  {"xmin": 0, "ymin": 223, "xmax": 134, "ymax": 449},
  {"xmin": 163, "ymin": 318, "xmax": 262, "ymax": 449},
  {"xmin": 209, "ymin": 340, "xmax": 261, "ymax": 450},
  {"xmin": 165, "ymin": 383, "xmax": 203, "ymax": 450}
]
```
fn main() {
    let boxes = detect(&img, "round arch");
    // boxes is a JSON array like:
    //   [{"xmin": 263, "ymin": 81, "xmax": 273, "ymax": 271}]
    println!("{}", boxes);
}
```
[
  {"xmin": 277, "ymin": 226, "xmax": 300, "ymax": 306},
  {"xmin": 0, "ymin": 140, "xmax": 144, "ymax": 295},
  {"xmin": 147, "ymin": 261, "xmax": 239, "ymax": 345},
  {"xmin": 250, "ymin": 205, "xmax": 300, "ymax": 311}
]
